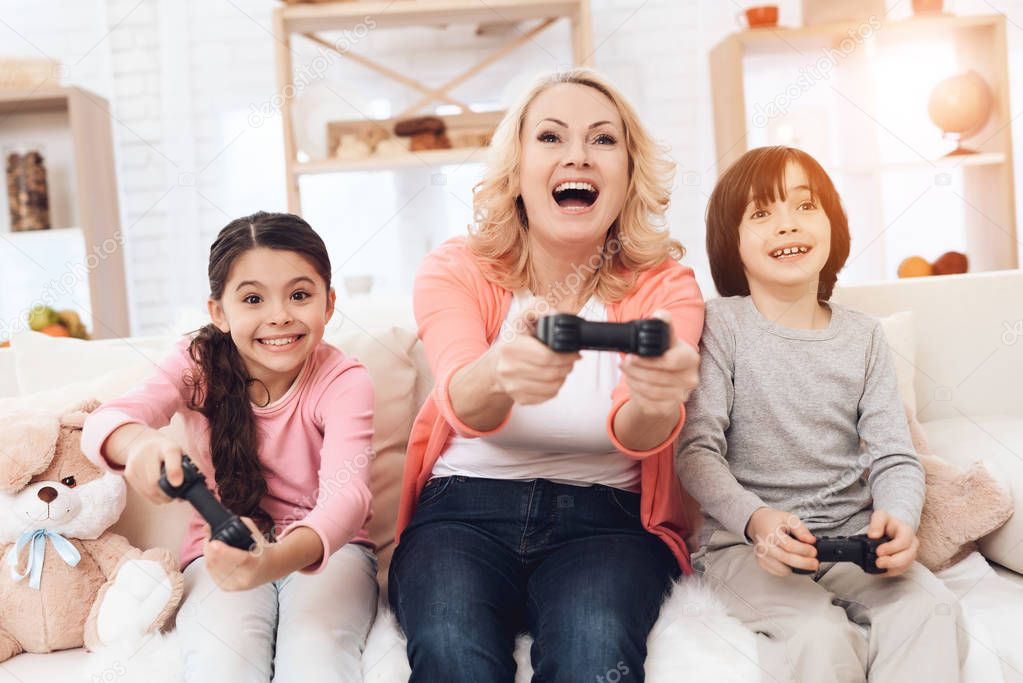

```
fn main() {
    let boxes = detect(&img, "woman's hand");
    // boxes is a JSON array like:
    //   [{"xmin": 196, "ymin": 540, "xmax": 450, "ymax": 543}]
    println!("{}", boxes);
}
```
[
  {"xmin": 202, "ymin": 517, "xmax": 274, "ymax": 592},
  {"xmin": 118, "ymin": 426, "xmax": 186, "ymax": 505},
  {"xmin": 868, "ymin": 509, "xmax": 918, "ymax": 578},
  {"xmin": 619, "ymin": 310, "xmax": 700, "ymax": 419},
  {"xmin": 746, "ymin": 506, "xmax": 819, "ymax": 577},
  {"xmin": 491, "ymin": 302, "xmax": 582, "ymax": 406}
]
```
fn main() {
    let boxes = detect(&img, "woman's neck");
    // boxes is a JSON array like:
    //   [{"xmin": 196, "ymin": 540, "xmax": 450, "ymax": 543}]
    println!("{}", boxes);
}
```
[
  {"xmin": 748, "ymin": 280, "xmax": 830, "ymax": 330},
  {"xmin": 527, "ymin": 234, "xmax": 603, "ymax": 313}
]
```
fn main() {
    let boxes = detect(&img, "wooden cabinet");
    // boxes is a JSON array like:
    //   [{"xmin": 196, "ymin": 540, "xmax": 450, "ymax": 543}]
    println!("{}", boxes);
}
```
[{"xmin": 0, "ymin": 87, "xmax": 128, "ymax": 341}]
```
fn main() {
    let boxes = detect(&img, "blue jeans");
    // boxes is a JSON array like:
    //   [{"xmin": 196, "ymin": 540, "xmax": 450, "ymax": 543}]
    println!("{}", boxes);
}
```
[{"xmin": 388, "ymin": 476, "xmax": 681, "ymax": 683}]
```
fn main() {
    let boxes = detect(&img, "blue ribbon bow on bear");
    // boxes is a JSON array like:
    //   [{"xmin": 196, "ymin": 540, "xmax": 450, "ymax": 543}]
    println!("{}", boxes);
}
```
[{"xmin": 6, "ymin": 529, "xmax": 82, "ymax": 589}]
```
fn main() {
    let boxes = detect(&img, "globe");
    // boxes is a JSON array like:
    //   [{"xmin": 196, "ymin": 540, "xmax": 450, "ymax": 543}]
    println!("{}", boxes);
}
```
[{"xmin": 927, "ymin": 71, "xmax": 993, "ymax": 155}]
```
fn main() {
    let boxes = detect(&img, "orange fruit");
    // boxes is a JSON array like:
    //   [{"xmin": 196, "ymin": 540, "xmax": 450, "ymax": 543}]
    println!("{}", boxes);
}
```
[
  {"xmin": 39, "ymin": 324, "xmax": 71, "ymax": 337},
  {"xmin": 897, "ymin": 256, "xmax": 933, "ymax": 278}
]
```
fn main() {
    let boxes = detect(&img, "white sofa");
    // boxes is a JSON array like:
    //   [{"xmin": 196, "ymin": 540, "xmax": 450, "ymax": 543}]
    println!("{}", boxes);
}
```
[{"xmin": 2, "ymin": 272, "xmax": 1023, "ymax": 682}]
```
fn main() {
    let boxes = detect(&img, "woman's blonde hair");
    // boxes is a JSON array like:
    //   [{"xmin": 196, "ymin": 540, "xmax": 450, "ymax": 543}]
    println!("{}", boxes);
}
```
[{"xmin": 468, "ymin": 68, "xmax": 684, "ymax": 303}]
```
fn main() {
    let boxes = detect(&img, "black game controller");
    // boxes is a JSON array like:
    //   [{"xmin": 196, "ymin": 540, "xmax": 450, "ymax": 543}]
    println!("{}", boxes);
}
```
[
  {"xmin": 793, "ymin": 534, "xmax": 889, "ymax": 575},
  {"xmin": 535, "ymin": 314, "xmax": 671, "ymax": 357},
  {"xmin": 158, "ymin": 455, "xmax": 257, "ymax": 551}
]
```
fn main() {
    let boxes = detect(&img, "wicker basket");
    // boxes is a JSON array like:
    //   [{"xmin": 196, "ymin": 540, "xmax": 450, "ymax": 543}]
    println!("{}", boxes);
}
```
[{"xmin": 0, "ymin": 58, "xmax": 60, "ymax": 91}]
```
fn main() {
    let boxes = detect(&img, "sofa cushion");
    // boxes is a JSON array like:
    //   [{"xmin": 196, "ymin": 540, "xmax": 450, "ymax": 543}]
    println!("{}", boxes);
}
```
[
  {"xmin": 0, "ymin": 348, "xmax": 17, "ymax": 399},
  {"xmin": 921, "ymin": 415, "xmax": 1023, "ymax": 573},
  {"xmin": 324, "ymin": 325, "xmax": 423, "ymax": 588},
  {"xmin": 877, "ymin": 311, "xmax": 917, "ymax": 415},
  {"xmin": 10, "ymin": 330, "xmax": 174, "ymax": 396}
]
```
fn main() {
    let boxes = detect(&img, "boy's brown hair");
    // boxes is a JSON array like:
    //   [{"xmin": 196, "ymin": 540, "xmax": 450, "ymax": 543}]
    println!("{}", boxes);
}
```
[{"xmin": 705, "ymin": 146, "xmax": 851, "ymax": 301}]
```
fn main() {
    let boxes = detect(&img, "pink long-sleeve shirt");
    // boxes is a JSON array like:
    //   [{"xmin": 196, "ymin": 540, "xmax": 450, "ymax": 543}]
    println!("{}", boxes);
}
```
[{"xmin": 81, "ymin": 338, "xmax": 374, "ymax": 574}]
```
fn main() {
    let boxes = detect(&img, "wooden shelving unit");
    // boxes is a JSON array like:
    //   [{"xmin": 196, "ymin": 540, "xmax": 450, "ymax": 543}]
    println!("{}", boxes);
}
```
[
  {"xmin": 709, "ymin": 13, "xmax": 1018, "ymax": 280},
  {"xmin": 0, "ymin": 87, "xmax": 129, "ymax": 340},
  {"xmin": 295, "ymin": 146, "xmax": 492, "ymax": 175},
  {"xmin": 273, "ymin": 0, "xmax": 593, "ymax": 213}
]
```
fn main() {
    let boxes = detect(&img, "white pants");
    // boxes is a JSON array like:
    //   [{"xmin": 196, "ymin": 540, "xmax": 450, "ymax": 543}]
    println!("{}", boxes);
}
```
[
  {"xmin": 694, "ymin": 531, "xmax": 967, "ymax": 683},
  {"xmin": 175, "ymin": 543, "xmax": 378, "ymax": 683}
]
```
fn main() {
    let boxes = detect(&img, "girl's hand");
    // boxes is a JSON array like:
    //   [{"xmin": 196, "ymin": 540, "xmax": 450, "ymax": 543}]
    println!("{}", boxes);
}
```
[
  {"xmin": 122, "ymin": 430, "xmax": 186, "ymax": 505},
  {"xmin": 868, "ymin": 509, "xmax": 918, "ymax": 577},
  {"xmin": 202, "ymin": 517, "xmax": 274, "ymax": 592},
  {"xmin": 492, "ymin": 301, "xmax": 582, "ymax": 406},
  {"xmin": 746, "ymin": 506, "xmax": 819, "ymax": 577},
  {"xmin": 619, "ymin": 310, "xmax": 700, "ymax": 419}
]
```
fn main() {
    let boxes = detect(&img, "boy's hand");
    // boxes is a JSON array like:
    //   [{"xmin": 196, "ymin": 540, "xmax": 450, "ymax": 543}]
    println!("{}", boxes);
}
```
[
  {"xmin": 746, "ymin": 507, "xmax": 819, "ymax": 577},
  {"xmin": 868, "ymin": 509, "xmax": 918, "ymax": 577}
]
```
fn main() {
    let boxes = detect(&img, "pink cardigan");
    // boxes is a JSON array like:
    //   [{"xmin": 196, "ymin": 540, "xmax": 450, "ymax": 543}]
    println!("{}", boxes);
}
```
[
  {"xmin": 397, "ymin": 237, "xmax": 705, "ymax": 573},
  {"xmin": 81, "ymin": 339, "xmax": 374, "ymax": 574}
]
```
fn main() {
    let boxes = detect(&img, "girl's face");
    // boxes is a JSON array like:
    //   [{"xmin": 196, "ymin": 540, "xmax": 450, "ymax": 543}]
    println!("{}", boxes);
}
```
[
  {"xmin": 737, "ymin": 162, "xmax": 832, "ymax": 296},
  {"xmin": 208, "ymin": 247, "xmax": 335, "ymax": 385},
  {"xmin": 518, "ymin": 82, "xmax": 629, "ymax": 250}
]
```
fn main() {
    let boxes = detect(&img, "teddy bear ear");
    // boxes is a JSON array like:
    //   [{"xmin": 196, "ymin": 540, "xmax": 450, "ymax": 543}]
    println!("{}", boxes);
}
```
[
  {"xmin": 59, "ymin": 398, "xmax": 101, "ymax": 429},
  {"xmin": 0, "ymin": 413, "xmax": 60, "ymax": 492}
]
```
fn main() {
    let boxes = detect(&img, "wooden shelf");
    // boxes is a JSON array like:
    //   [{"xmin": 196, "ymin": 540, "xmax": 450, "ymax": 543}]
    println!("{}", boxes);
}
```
[
  {"xmin": 0, "ymin": 225, "xmax": 82, "ymax": 242},
  {"xmin": 295, "ymin": 146, "xmax": 489, "ymax": 175},
  {"xmin": 280, "ymin": 0, "xmax": 585, "ymax": 32},
  {"xmin": 834, "ymin": 152, "xmax": 1007, "ymax": 175},
  {"xmin": 721, "ymin": 12, "xmax": 1005, "ymax": 54},
  {"xmin": 709, "ymin": 12, "xmax": 1017, "ymax": 281},
  {"xmin": 274, "ymin": 0, "xmax": 592, "ymax": 212},
  {"xmin": 0, "ymin": 88, "xmax": 74, "ymax": 115}
]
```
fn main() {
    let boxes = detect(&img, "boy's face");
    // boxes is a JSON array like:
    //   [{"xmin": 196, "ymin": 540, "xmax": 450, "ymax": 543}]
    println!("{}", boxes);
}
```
[
  {"xmin": 737, "ymin": 162, "xmax": 832, "ymax": 297},
  {"xmin": 208, "ymin": 247, "xmax": 335, "ymax": 386}
]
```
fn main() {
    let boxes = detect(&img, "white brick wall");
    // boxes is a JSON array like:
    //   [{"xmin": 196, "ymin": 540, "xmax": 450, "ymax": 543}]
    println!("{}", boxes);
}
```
[{"xmin": 1, "ymin": 0, "xmax": 1021, "ymax": 337}]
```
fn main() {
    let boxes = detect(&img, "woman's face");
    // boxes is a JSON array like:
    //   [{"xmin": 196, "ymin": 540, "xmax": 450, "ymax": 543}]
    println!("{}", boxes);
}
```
[{"xmin": 518, "ymin": 82, "xmax": 629, "ymax": 251}]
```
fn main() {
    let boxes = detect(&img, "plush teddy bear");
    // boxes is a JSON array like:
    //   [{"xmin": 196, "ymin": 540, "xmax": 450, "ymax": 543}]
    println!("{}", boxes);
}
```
[{"xmin": 0, "ymin": 400, "xmax": 183, "ymax": 662}]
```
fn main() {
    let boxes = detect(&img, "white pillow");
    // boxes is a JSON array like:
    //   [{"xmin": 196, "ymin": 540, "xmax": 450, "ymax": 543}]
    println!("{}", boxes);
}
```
[
  {"xmin": 877, "ymin": 311, "xmax": 917, "ymax": 415},
  {"xmin": 921, "ymin": 415, "xmax": 1023, "ymax": 574},
  {"xmin": 330, "ymin": 294, "xmax": 415, "ymax": 332},
  {"xmin": 11, "ymin": 330, "xmax": 177, "ymax": 395}
]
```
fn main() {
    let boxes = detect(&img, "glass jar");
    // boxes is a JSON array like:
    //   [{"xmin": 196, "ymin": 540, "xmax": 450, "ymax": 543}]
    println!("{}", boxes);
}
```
[{"xmin": 5, "ymin": 144, "xmax": 51, "ymax": 231}]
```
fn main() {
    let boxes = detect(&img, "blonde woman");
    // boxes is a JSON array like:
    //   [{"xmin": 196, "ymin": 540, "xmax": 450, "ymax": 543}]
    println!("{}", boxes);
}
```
[{"xmin": 388, "ymin": 69, "xmax": 705, "ymax": 682}]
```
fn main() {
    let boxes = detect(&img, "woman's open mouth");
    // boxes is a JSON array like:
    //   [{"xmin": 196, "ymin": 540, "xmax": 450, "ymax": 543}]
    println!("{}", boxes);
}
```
[
  {"xmin": 257, "ymin": 334, "xmax": 305, "ymax": 351},
  {"xmin": 552, "ymin": 180, "xmax": 599, "ymax": 214}
]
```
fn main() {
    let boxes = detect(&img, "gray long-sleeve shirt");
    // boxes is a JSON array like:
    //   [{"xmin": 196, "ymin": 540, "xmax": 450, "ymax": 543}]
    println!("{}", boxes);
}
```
[{"xmin": 676, "ymin": 296, "xmax": 925, "ymax": 547}]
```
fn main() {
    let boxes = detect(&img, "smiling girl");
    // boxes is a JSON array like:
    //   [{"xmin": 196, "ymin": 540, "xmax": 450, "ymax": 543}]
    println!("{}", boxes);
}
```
[{"xmin": 81, "ymin": 212, "xmax": 377, "ymax": 682}]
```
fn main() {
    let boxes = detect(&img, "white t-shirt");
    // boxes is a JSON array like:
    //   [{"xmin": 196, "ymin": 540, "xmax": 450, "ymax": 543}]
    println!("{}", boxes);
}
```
[{"xmin": 431, "ymin": 290, "xmax": 642, "ymax": 492}]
